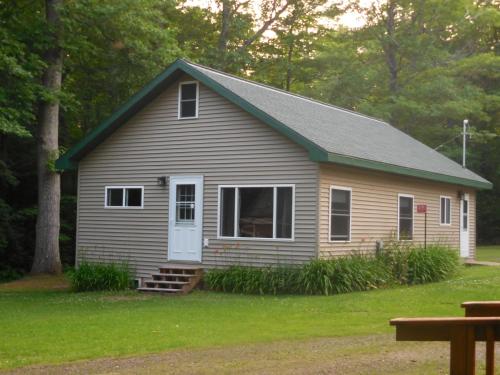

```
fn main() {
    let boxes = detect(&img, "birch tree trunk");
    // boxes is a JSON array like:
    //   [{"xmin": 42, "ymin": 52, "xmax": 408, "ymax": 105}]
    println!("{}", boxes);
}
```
[{"xmin": 31, "ymin": 0, "xmax": 63, "ymax": 274}]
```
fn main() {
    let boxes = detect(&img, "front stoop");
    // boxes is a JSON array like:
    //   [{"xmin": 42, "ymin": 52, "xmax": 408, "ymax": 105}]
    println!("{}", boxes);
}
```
[{"xmin": 137, "ymin": 263, "xmax": 203, "ymax": 295}]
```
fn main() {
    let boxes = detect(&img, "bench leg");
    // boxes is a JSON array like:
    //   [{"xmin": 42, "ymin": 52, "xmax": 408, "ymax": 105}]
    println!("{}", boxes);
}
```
[
  {"xmin": 450, "ymin": 326, "xmax": 476, "ymax": 375},
  {"xmin": 486, "ymin": 327, "xmax": 495, "ymax": 375}
]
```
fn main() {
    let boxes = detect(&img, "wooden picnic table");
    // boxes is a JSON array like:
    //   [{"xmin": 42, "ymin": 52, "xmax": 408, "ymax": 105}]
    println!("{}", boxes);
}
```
[
  {"xmin": 462, "ymin": 301, "xmax": 500, "ymax": 317},
  {"xmin": 390, "ymin": 317, "xmax": 500, "ymax": 375}
]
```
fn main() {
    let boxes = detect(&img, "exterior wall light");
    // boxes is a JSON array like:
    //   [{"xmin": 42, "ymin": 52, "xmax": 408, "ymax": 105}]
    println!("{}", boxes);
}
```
[{"xmin": 157, "ymin": 176, "xmax": 167, "ymax": 186}]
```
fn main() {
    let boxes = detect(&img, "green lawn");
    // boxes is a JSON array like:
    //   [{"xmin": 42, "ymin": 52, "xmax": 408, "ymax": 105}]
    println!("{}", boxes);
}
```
[
  {"xmin": 476, "ymin": 245, "xmax": 500, "ymax": 263},
  {"xmin": 1, "ymin": 265, "xmax": 500, "ymax": 370}
]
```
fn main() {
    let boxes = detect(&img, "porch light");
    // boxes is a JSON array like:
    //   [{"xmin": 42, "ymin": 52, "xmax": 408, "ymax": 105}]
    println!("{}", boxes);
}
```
[{"xmin": 157, "ymin": 176, "xmax": 167, "ymax": 186}]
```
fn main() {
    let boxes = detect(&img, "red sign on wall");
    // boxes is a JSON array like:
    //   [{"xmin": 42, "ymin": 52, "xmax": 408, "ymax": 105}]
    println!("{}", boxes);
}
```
[{"xmin": 417, "ymin": 204, "xmax": 427, "ymax": 213}]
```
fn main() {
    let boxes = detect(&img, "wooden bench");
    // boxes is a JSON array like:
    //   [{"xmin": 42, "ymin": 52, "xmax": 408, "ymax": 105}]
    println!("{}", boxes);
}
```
[{"xmin": 390, "ymin": 317, "xmax": 500, "ymax": 375}]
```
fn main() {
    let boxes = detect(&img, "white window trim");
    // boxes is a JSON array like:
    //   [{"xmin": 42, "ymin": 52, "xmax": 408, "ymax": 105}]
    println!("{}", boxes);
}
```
[
  {"xmin": 216, "ymin": 184, "xmax": 295, "ymax": 242},
  {"xmin": 177, "ymin": 81, "xmax": 199, "ymax": 120},
  {"xmin": 328, "ymin": 185, "xmax": 352, "ymax": 243},
  {"xmin": 104, "ymin": 186, "xmax": 144, "ymax": 209},
  {"xmin": 397, "ymin": 193, "xmax": 414, "ymax": 241},
  {"xmin": 439, "ymin": 195, "xmax": 452, "ymax": 226}
]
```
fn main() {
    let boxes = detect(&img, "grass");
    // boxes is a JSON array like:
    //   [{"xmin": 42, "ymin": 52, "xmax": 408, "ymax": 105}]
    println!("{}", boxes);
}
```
[
  {"xmin": 0, "ymin": 264, "xmax": 499, "ymax": 370},
  {"xmin": 476, "ymin": 245, "xmax": 500, "ymax": 263}
]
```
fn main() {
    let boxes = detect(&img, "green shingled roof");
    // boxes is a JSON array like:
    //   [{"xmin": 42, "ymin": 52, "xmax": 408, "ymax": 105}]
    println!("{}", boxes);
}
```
[{"xmin": 56, "ymin": 59, "xmax": 492, "ymax": 189}]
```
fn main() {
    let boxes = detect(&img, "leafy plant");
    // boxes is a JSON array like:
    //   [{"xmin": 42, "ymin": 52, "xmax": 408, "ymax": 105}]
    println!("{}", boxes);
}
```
[
  {"xmin": 205, "ymin": 245, "xmax": 460, "ymax": 295},
  {"xmin": 68, "ymin": 261, "xmax": 131, "ymax": 292}
]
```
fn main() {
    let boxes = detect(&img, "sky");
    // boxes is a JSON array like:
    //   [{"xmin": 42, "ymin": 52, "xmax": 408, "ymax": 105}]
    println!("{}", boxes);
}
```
[{"xmin": 184, "ymin": 0, "xmax": 380, "ymax": 29}]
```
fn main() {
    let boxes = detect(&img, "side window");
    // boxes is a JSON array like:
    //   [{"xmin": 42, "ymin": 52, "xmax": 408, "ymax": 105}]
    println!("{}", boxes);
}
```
[
  {"xmin": 178, "ymin": 82, "xmax": 198, "ymax": 119},
  {"xmin": 330, "ymin": 187, "xmax": 351, "ymax": 241},
  {"xmin": 105, "ymin": 187, "xmax": 143, "ymax": 208},
  {"xmin": 398, "ymin": 195, "xmax": 413, "ymax": 240},
  {"xmin": 440, "ymin": 196, "xmax": 451, "ymax": 225}
]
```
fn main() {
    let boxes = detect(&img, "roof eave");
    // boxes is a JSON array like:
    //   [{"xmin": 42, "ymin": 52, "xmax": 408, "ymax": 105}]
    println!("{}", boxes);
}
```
[{"xmin": 313, "ymin": 152, "xmax": 493, "ymax": 190}]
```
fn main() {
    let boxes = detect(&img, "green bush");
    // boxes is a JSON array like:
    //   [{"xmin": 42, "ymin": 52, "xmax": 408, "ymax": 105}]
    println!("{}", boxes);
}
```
[
  {"xmin": 204, "ymin": 266, "xmax": 301, "ymax": 294},
  {"xmin": 406, "ymin": 245, "xmax": 460, "ymax": 284},
  {"xmin": 205, "ymin": 244, "xmax": 460, "ymax": 295},
  {"xmin": 69, "ymin": 261, "xmax": 131, "ymax": 292},
  {"xmin": 378, "ymin": 243, "xmax": 460, "ymax": 285},
  {"xmin": 0, "ymin": 266, "xmax": 23, "ymax": 283},
  {"xmin": 299, "ymin": 255, "xmax": 391, "ymax": 295}
]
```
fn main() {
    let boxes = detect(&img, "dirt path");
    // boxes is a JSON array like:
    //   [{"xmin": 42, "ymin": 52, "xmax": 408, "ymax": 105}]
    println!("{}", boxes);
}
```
[{"xmin": 0, "ymin": 334, "xmax": 457, "ymax": 375}]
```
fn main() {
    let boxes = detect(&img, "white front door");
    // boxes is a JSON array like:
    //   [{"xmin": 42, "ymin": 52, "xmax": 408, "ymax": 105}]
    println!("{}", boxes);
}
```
[
  {"xmin": 460, "ymin": 193, "xmax": 470, "ymax": 258},
  {"xmin": 168, "ymin": 176, "xmax": 203, "ymax": 262}
]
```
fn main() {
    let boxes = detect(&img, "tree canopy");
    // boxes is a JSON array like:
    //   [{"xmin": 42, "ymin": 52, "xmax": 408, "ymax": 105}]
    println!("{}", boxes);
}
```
[{"xmin": 0, "ymin": 0, "xmax": 498, "ymax": 275}]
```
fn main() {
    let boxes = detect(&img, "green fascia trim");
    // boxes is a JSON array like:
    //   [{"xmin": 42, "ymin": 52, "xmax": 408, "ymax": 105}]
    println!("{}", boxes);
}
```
[
  {"xmin": 56, "ymin": 59, "xmax": 492, "ymax": 191},
  {"xmin": 317, "ymin": 152, "xmax": 493, "ymax": 190}
]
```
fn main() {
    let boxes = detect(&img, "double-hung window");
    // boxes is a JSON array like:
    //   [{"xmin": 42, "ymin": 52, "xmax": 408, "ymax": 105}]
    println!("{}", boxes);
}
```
[
  {"xmin": 219, "ymin": 185, "xmax": 294, "ymax": 240},
  {"xmin": 330, "ymin": 187, "xmax": 351, "ymax": 241},
  {"xmin": 440, "ymin": 196, "xmax": 451, "ymax": 225},
  {"xmin": 178, "ymin": 81, "xmax": 198, "ymax": 119},
  {"xmin": 105, "ymin": 186, "xmax": 143, "ymax": 208},
  {"xmin": 398, "ymin": 194, "xmax": 414, "ymax": 240}
]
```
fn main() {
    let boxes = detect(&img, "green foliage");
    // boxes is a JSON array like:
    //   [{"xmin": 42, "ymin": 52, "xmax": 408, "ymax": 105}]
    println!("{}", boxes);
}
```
[
  {"xmin": 0, "ymin": 266, "xmax": 23, "ymax": 283},
  {"xmin": 68, "ymin": 261, "xmax": 132, "ymax": 292},
  {"xmin": 205, "ymin": 245, "xmax": 459, "ymax": 295},
  {"xmin": 378, "ymin": 242, "xmax": 460, "ymax": 285}
]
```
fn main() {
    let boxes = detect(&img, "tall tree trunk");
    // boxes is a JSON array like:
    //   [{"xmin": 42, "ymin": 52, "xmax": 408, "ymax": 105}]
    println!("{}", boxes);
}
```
[
  {"xmin": 216, "ymin": 0, "xmax": 232, "ymax": 68},
  {"xmin": 285, "ymin": 39, "xmax": 294, "ymax": 91},
  {"xmin": 32, "ymin": 0, "xmax": 63, "ymax": 274},
  {"xmin": 384, "ymin": 0, "xmax": 398, "ymax": 95}
]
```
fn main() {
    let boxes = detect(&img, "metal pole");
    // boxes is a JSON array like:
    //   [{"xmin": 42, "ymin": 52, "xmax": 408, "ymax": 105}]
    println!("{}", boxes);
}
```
[
  {"xmin": 424, "ymin": 211, "xmax": 427, "ymax": 249},
  {"xmin": 463, "ymin": 119, "xmax": 468, "ymax": 168}
]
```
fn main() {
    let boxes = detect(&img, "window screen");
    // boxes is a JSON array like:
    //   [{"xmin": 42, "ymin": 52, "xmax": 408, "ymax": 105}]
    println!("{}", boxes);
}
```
[
  {"xmin": 330, "ymin": 188, "xmax": 351, "ymax": 241},
  {"xmin": 179, "ymin": 83, "xmax": 197, "ymax": 118},
  {"xmin": 399, "ymin": 196, "xmax": 413, "ymax": 240}
]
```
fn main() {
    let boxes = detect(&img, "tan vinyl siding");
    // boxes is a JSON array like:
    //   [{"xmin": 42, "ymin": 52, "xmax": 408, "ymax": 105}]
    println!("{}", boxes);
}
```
[
  {"xmin": 319, "ymin": 163, "xmax": 476, "ymax": 258},
  {"xmin": 77, "ymin": 75, "xmax": 318, "ymax": 277}
]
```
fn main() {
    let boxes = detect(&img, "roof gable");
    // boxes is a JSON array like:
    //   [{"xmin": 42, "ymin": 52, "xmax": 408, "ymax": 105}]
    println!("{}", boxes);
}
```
[{"xmin": 56, "ymin": 59, "xmax": 492, "ymax": 190}]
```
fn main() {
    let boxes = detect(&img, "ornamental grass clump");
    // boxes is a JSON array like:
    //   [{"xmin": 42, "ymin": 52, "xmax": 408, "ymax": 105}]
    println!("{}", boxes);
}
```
[
  {"xmin": 69, "ymin": 261, "xmax": 132, "ymax": 292},
  {"xmin": 204, "ymin": 244, "xmax": 460, "ymax": 295}
]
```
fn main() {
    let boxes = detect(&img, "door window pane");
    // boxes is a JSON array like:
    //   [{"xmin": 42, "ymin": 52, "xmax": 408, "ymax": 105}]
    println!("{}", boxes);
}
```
[
  {"xmin": 107, "ymin": 188, "xmax": 123, "ymax": 206},
  {"xmin": 176, "ymin": 184, "xmax": 195, "ymax": 223},
  {"xmin": 276, "ymin": 187, "xmax": 293, "ymax": 239},
  {"xmin": 399, "ymin": 196, "xmax": 413, "ymax": 240},
  {"xmin": 463, "ymin": 199, "xmax": 468, "ymax": 230},
  {"xmin": 330, "ymin": 189, "xmax": 351, "ymax": 241},
  {"xmin": 238, "ymin": 187, "xmax": 273, "ymax": 238},
  {"xmin": 220, "ymin": 188, "xmax": 235, "ymax": 236}
]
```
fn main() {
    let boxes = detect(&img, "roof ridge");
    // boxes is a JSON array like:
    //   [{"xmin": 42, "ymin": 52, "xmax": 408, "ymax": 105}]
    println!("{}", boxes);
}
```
[{"xmin": 182, "ymin": 59, "xmax": 390, "ymax": 126}]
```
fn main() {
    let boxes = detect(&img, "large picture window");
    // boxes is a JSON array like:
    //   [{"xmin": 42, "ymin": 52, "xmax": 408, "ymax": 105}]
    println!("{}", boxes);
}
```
[
  {"xmin": 105, "ymin": 186, "xmax": 143, "ymax": 208},
  {"xmin": 330, "ymin": 187, "xmax": 351, "ymax": 241},
  {"xmin": 398, "ymin": 194, "xmax": 414, "ymax": 240},
  {"xmin": 219, "ymin": 185, "xmax": 294, "ymax": 240},
  {"xmin": 178, "ymin": 81, "xmax": 198, "ymax": 119},
  {"xmin": 440, "ymin": 196, "xmax": 451, "ymax": 225}
]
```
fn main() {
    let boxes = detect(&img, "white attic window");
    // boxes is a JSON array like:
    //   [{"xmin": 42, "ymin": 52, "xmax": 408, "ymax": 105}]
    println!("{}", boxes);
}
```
[{"xmin": 178, "ymin": 81, "xmax": 199, "ymax": 119}]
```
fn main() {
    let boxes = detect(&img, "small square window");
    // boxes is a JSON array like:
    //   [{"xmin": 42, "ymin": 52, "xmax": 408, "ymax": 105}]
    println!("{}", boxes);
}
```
[
  {"xmin": 105, "ymin": 187, "xmax": 143, "ymax": 208},
  {"xmin": 179, "ymin": 82, "xmax": 198, "ymax": 118}
]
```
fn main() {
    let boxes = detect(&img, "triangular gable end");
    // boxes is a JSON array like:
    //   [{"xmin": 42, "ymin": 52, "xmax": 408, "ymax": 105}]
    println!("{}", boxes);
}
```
[{"xmin": 55, "ymin": 59, "xmax": 328, "ymax": 170}]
